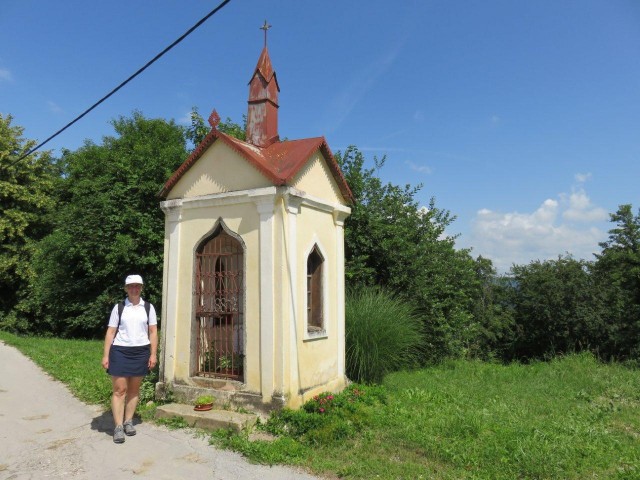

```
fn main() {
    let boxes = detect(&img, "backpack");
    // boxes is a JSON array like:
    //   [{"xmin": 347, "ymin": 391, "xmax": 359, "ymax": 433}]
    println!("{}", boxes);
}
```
[{"xmin": 115, "ymin": 300, "xmax": 152, "ymax": 330}]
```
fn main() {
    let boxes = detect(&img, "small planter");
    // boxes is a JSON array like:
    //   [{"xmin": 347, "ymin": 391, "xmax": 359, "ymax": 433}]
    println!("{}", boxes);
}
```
[
  {"xmin": 193, "ymin": 394, "xmax": 215, "ymax": 412},
  {"xmin": 194, "ymin": 403, "xmax": 214, "ymax": 412}
]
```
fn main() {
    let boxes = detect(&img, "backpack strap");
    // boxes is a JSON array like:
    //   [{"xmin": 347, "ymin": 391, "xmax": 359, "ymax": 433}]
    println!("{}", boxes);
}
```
[{"xmin": 116, "ymin": 301, "xmax": 125, "ymax": 331}]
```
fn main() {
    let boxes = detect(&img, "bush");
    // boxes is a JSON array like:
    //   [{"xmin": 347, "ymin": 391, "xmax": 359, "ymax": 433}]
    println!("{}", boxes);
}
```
[
  {"xmin": 346, "ymin": 286, "xmax": 424, "ymax": 383},
  {"xmin": 262, "ymin": 384, "xmax": 385, "ymax": 445}
]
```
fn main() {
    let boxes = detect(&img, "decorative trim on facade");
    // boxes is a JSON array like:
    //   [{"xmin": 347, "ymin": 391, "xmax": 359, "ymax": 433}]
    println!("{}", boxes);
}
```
[
  {"xmin": 160, "ymin": 186, "xmax": 350, "ymax": 219},
  {"xmin": 256, "ymin": 195, "xmax": 275, "ymax": 402},
  {"xmin": 160, "ymin": 200, "xmax": 183, "ymax": 386},
  {"xmin": 335, "ymin": 219, "xmax": 347, "ymax": 377},
  {"xmin": 286, "ymin": 197, "xmax": 300, "ymax": 396},
  {"xmin": 333, "ymin": 208, "xmax": 351, "ymax": 227}
]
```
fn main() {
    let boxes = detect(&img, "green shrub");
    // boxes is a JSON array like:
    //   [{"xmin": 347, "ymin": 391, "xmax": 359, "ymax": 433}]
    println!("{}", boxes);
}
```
[
  {"xmin": 263, "ymin": 407, "xmax": 326, "ymax": 438},
  {"xmin": 346, "ymin": 286, "xmax": 424, "ymax": 383},
  {"xmin": 263, "ymin": 384, "xmax": 385, "ymax": 445}
]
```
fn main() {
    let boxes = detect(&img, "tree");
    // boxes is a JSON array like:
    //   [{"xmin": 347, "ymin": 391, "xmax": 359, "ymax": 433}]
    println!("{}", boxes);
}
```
[
  {"xmin": 599, "ymin": 204, "xmax": 640, "ymax": 253},
  {"xmin": 336, "ymin": 146, "xmax": 481, "ymax": 362},
  {"xmin": 0, "ymin": 114, "xmax": 60, "ymax": 327},
  {"xmin": 507, "ymin": 255, "xmax": 605, "ymax": 361},
  {"xmin": 594, "ymin": 204, "xmax": 640, "ymax": 360},
  {"xmin": 17, "ymin": 112, "xmax": 188, "ymax": 337},
  {"xmin": 185, "ymin": 107, "xmax": 245, "ymax": 147},
  {"xmin": 467, "ymin": 256, "xmax": 516, "ymax": 360}
]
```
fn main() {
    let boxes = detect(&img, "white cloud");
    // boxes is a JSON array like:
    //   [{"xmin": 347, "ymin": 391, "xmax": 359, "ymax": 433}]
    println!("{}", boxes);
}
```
[
  {"xmin": 405, "ymin": 160, "xmax": 432, "ymax": 174},
  {"xmin": 47, "ymin": 101, "xmax": 63, "ymax": 114},
  {"xmin": 466, "ymin": 186, "xmax": 608, "ymax": 273},
  {"xmin": 561, "ymin": 189, "xmax": 608, "ymax": 222},
  {"xmin": 0, "ymin": 68, "xmax": 12, "ymax": 82},
  {"xmin": 574, "ymin": 172, "xmax": 592, "ymax": 183}
]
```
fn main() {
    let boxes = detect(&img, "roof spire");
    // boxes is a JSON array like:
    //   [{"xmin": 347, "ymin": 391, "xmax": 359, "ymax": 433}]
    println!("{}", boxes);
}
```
[
  {"xmin": 260, "ymin": 20, "xmax": 271, "ymax": 48},
  {"xmin": 246, "ymin": 22, "xmax": 280, "ymax": 147}
]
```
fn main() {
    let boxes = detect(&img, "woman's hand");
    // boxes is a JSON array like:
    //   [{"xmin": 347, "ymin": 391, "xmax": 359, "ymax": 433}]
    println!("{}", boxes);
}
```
[
  {"xmin": 102, "ymin": 356, "xmax": 109, "ymax": 369},
  {"xmin": 148, "ymin": 353, "xmax": 157, "ymax": 369}
]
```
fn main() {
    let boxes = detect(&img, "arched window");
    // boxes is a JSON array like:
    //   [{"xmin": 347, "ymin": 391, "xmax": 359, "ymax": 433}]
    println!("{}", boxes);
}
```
[{"xmin": 307, "ymin": 246, "xmax": 324, "ymax": 333}]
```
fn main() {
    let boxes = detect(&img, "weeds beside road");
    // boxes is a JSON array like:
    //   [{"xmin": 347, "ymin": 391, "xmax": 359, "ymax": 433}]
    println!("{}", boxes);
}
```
[{"xmin": 1, "ymin": 331, "xmax": 638, "ymax": 479}]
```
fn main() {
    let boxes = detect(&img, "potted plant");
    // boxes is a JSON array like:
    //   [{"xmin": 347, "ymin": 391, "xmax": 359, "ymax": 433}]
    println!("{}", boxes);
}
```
[
  {"xmin": 193, "ymin": 394, "xmax": 215, "ymax": 411},
  {"xmin": 200, "ymin": 349, "xmax": 216, "ymax": 373},
  {"xmin": 217, "ymin": 353, "xmax": 244, "ymax": 375},
  {"xmin": 217, "ymin": 354, "xmax": 233, "ymax": 372}
]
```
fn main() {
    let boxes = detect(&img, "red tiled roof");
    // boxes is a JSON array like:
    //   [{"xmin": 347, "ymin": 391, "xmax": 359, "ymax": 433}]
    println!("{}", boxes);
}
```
[{"xmin": 158, "ymin": 130, "xmax": 353, "ymax": 203}]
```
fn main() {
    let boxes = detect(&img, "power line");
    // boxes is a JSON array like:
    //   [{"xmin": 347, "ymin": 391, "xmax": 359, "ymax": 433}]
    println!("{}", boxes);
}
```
[{"xmin": 11, "ymin": 0, "xmax": 233, "ymax": 166}]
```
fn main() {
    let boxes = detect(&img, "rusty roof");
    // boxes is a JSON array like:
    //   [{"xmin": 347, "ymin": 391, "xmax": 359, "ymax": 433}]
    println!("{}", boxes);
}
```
[
  {"xmin": 158, "ymin": 129, "xmax": 354, "ymax": 203},
  {"xmin": 249, "ymin": 46, "xmax": 279, "ymax": 88}
]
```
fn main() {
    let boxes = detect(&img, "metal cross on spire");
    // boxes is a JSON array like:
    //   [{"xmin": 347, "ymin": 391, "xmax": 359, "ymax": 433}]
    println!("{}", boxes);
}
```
[{"xmin": 260, "ymin": 20, "xmax": 272, "ymax": 47}]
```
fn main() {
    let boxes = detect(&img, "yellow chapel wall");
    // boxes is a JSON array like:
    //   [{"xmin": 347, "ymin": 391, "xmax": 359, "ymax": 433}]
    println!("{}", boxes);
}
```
[
  {"xmin": 168, "ymin": 199, "xmax": 263, "ymax": 394},
  {"xmin": 299, "ymin": 205, "xmax": 342, "ymax": 383},
  {"xmin": 291, "ymin": 151, "xmax": 346, "ymax": 206},
  {"xmin": 166, "ymin": 141, "xmax": 272, "ymax": 200}
]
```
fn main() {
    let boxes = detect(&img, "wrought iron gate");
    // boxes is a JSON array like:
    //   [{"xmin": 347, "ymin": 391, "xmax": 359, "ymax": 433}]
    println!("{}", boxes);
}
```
[{"xmin": 195, "ymin": 227, "xmax": 244, "ymax": 381}]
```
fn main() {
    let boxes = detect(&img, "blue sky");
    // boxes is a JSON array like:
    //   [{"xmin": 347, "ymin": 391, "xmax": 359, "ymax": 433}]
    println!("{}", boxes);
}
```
[{"xmin": 2, "ymin": 0, "xmax": 639, "ymax": 272}]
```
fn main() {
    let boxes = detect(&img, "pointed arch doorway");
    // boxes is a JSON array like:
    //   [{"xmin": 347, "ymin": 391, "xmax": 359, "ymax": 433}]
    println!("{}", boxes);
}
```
[{"xmin": 195, "ymin": 223, "xmax": 244, "ymax": 382}]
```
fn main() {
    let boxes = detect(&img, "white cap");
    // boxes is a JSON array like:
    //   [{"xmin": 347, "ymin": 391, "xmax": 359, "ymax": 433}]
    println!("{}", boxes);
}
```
[{"xmin": 125, "ymin": 274, "xmax": 144, "ymax": 285}]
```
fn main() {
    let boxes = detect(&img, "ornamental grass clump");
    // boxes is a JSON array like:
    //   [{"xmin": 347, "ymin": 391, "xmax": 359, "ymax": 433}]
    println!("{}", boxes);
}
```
[{"xmin": 346, "ymin": 286, "xmax": 424, "ymax": 383}]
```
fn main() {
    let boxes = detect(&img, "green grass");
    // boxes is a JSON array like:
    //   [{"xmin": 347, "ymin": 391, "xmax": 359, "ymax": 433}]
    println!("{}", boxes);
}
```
[
  {"xmin": 2, "ymin": 331, "xmax": 639, "ymax": 479},
  {"xmin": 214, "ymin": 354, "xmax": 640, "ymax": 479},
  {"xmin": 380, "ymin": 356, "xmax": 640, "ymax": 479},
  {"xmin": 0, "ymin": 331, "xmax": 112, "ymax": 406}
]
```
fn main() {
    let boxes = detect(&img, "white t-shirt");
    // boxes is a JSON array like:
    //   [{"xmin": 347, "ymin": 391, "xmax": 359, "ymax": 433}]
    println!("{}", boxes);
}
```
[{"xmin": 108, "ymin": 298, "xmax": 158, "ymax": 347}]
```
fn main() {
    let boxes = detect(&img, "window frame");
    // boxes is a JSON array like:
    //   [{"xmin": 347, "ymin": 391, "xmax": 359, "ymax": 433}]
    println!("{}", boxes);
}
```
[{"xmin": 305, "ymin": 244, "xmax": 326, "ymax": 338}]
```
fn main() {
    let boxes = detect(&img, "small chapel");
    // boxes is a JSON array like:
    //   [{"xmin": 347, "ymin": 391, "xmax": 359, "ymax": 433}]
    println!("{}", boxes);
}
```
[{"xmin": 156, "ymin": 29, "xmax": 353, "ymax": 411}]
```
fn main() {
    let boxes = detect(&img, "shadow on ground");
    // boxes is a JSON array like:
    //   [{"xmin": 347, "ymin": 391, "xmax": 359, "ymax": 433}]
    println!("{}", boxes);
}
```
[
  {"xmin": 91, "ymin": 410, "xmax": 114, "ymax": 436},
  {"xmin": 91, "ymin": 410, "xmax": 145, "ymax": 436}
]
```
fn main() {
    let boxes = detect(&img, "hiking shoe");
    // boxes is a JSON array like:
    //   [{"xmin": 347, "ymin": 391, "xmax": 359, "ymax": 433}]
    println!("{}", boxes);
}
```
[
  {"xmin": 123, "ymin": 420, "xmax": 136, "ymax": 436},
  {"xmin": 113, "ymin": 425, "xmax": 125, "ymax": 443}
]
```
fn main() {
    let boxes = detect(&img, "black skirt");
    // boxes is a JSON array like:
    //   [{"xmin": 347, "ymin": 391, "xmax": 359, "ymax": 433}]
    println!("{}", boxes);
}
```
[{"xmin": 108, "ymin": 344, "xmax": 150, "ymax": 377}]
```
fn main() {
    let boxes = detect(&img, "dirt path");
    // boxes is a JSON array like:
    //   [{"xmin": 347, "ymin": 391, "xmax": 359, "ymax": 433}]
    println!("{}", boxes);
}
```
[{"xmin": 0, "ymin": 341, "xmax": 320, "ymax": 479}]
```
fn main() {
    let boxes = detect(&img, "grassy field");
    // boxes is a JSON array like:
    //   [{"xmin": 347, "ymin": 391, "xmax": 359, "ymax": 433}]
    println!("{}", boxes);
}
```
[{"xmin": 1, "ymin": 331, "xmax": 639, "ymax": 479}]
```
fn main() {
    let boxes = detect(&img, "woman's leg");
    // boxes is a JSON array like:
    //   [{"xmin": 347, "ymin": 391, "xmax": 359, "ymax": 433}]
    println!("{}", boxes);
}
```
[
  {"xmin": 111, "ymin": 376, "xmax": 128, "ymax": 427},
  {"xmin": 124, "ymin": 376, "xmax": 144, "ymax": 423}
]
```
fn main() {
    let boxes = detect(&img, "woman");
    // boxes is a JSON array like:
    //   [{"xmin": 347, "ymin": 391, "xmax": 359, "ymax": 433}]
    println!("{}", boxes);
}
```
[{"xmin": 102, "ymin": 274, "xmax": 158, "ymax": 444}]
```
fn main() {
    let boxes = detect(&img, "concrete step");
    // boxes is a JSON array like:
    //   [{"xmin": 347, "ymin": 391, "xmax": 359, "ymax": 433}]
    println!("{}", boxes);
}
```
[{"xmin": 155, "ymin": 403, "xmax": 257, "ymax": 432}]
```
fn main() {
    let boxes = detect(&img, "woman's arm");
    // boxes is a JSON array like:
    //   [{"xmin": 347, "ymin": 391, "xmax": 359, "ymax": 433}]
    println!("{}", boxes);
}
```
[
  {"xmin": 102, "ymin": 327, "xmax": 117, "ymax": 369},
  {"xmin": 148, "ymin": 325, "xmax": 158, "ymax": 369}
]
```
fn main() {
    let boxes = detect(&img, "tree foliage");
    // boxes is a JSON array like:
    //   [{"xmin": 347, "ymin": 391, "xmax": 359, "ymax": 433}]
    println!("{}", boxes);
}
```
[
  {"xmin": 14, "ymin": 112, "xmax": 188, "ymax": 337},
  {"xmin": 467, "ymin": 256, "xmax": 516, "ymax": 360},
  {"xmin": 336, "ymin": 146, "xmax": 481, "ymax": 362},
  {"xmin": 0, "ymin": 114, "xmax": 60, "ymax": 323},
  {"xmin": 593, "ymin": 204, "xmax": 640, "ymax": 360},
  {"xmin": 475, "ymin": 205, "xmax": 640, "ymax": 363},
  {"xmin": 185, "ymin": 107, "xmax": 245, "ymax": 147},
  {"xmin": 507, "ymin": 256, "xmax": 605, "ymax": 361}
]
